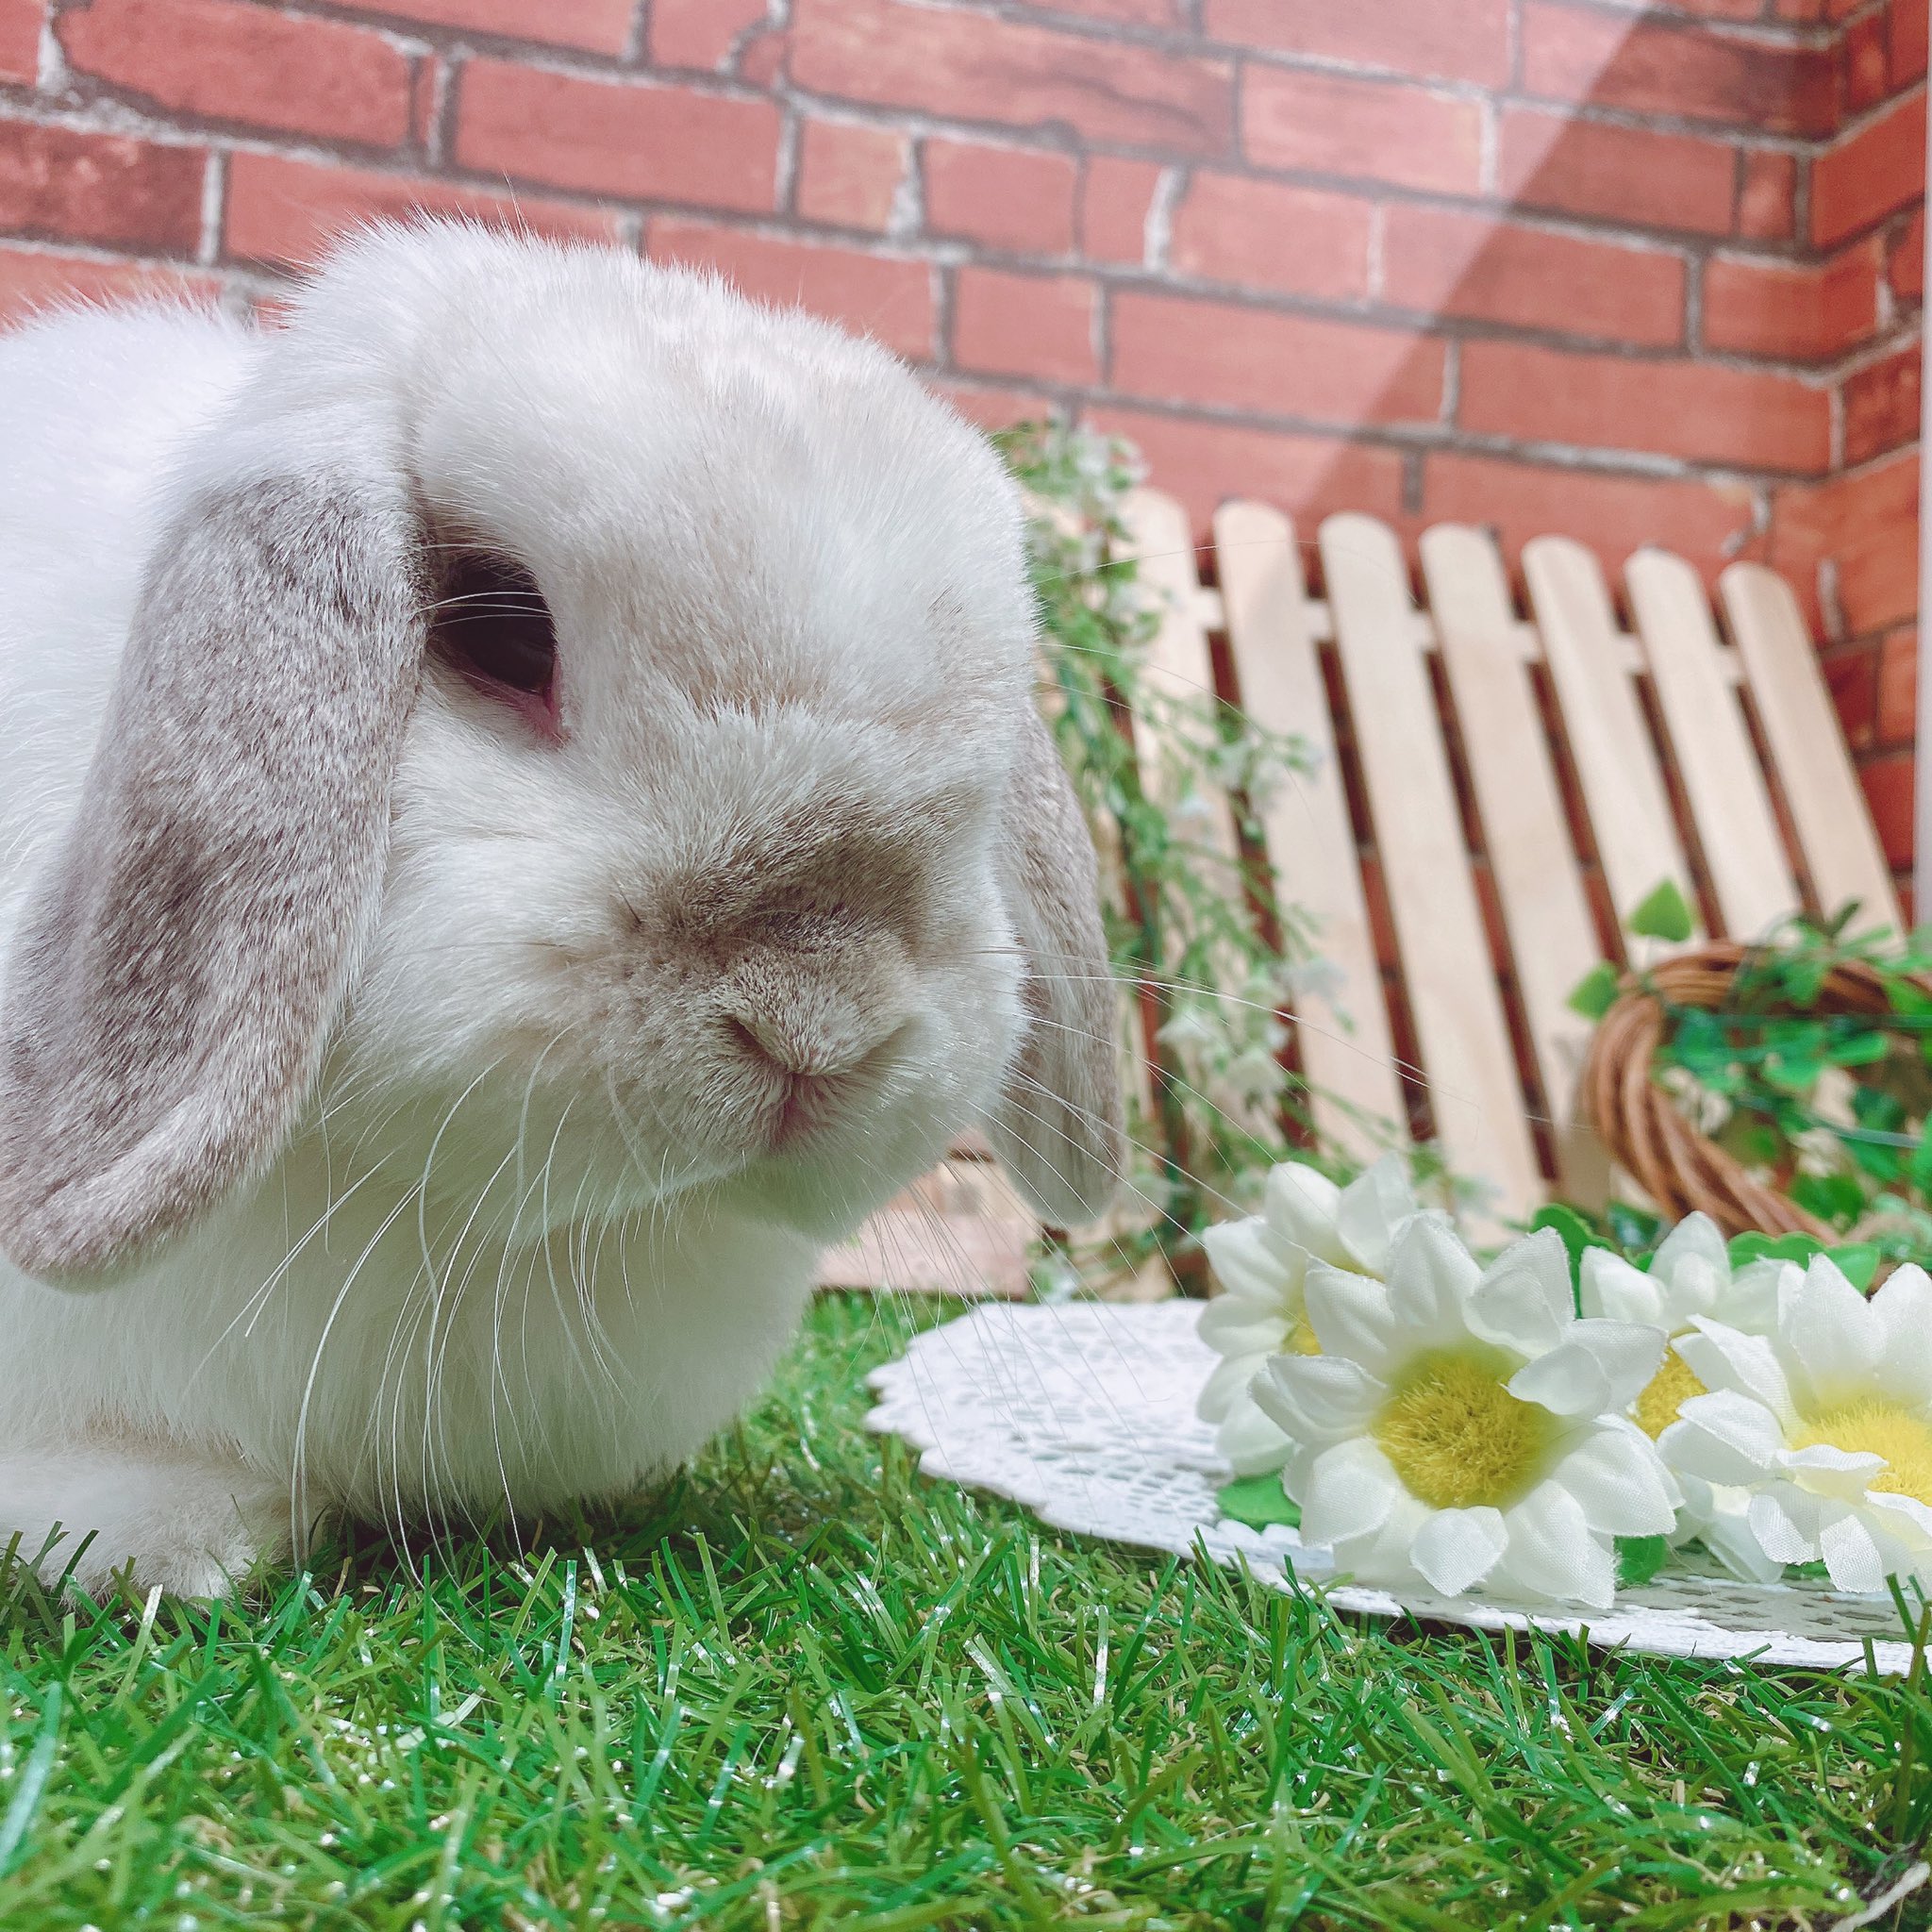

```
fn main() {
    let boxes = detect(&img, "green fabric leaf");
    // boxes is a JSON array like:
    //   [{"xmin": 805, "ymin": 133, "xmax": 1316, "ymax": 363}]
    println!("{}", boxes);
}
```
[
  {"xmin": 1567, "ymin": 961, "xmax": 1622, "ymax": 1021},
  {"xmin": 1615, "ymin": 1536, "xmax": 1670, "ymax": 1589},
  {"xmin": 1527, "ymin": 1204, "xmax": 1605, "ymax": 1312},
  {"xmin": 1789, "ymin": 1173, "xmax": 1867, "ymax": 1229},
  {"xmin": 1728, "ymin": 1231, "xmax": 1827, "ymax": 1270},
  {"xmin": 1628, "ymin": 879, "xmax": 1695, "ymax": 943},
  {"xmin": 1216, "ymin": 1474, "xmax": 1301, "ymax": 1531},
  {"xmin": 1825, "ymin": 1242, "xmax": 1882, "ymax": 1291}
]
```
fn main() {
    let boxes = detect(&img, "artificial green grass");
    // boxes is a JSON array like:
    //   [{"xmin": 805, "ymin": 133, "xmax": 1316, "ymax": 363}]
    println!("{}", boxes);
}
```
[{"xmin": 2, "ymin": 1292, "xmax": 1930, "ymax": 1929}]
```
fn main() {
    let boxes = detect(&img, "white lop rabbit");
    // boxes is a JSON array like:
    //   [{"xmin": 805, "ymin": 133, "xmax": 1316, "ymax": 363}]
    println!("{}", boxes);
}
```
[{"xmin": 0, "ymin": 225, "xmax": 1121, "ymax": 1594}]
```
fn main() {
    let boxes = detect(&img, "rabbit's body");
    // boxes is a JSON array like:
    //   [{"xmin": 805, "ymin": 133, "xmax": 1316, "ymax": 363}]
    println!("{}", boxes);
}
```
[{"xmin": 0, "ymin": 230, "xmax": 1120, "ymax": 1593}]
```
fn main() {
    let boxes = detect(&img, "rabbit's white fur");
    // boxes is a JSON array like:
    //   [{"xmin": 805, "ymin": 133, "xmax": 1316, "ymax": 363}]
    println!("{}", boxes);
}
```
[{"xmin": 0, "ymin": 228, "xmax": 1119, "ymax": 1593}]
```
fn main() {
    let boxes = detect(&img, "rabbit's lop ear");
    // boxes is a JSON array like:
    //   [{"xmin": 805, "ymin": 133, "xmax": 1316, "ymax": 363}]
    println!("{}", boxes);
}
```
[
  {"xmin": 985, "ymin": 706, "xmax": 1124, "ymax": 1226},
  {"xmin": 0, "ymin": 464, "xmax": 426, "ymax": 1285}
]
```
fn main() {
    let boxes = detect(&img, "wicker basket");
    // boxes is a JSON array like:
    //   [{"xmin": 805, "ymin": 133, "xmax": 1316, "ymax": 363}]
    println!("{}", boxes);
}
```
[{"xmin": 1579, "ymin": 941, "xmax": 1917, "ymax": 1241}]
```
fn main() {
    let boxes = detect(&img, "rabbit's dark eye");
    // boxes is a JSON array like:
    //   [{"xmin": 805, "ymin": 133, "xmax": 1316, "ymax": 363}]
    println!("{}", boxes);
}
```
[{"xmin": 431, "ymin": 552, "xmax": 557, "ymax": 702}]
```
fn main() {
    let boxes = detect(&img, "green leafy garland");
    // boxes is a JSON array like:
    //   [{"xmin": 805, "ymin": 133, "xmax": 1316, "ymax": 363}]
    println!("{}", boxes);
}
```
[{"xmin": 994, "ymin": 423, "xmax": 1326, "ymax": 1282}]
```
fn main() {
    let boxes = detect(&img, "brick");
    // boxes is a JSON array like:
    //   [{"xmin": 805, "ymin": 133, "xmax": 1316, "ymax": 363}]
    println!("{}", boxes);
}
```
[
  {"xmin": 739, "ymin": 25, "xmax": 784, "ymax": 84},
  {"xmin": 456, "ymin": 60, "xmax": 779, "ymax": 213},
  {"xmin": 1859, "ymin": 754, "xmax": 1914, "ymax": 870},
  {"xmin": 1842, "ymin": 8, "xmax": 1891, "ymax": 112},
  {"xmin": 1890, "ymin": 208, "xmax": 1924, "ymax": 301},
  {"xmin": 1824, "ymin": 643, "xmax": 1880, "ymax": 750},
  {"xmin": 952, "ymin": 266, "xmax": 1094, "ymax": 384},
  {"xmin": 1203, "ymin": 0, "xmax": 1508, "ymax": 87},
  {"xmin": 1111, "ymin": 290, "xmax": 1445, "ymax": 426},
  {"xmin": 1168, "ymin": 173, "xmax": 1371, "ymax": 302},
  {"xmin": 1079, "ymin": 155, "xmax": 1160, "ymax": 265},
  {"xmin": 1701, "ymin": 242, "xmax": 1882, "ymax": 361},
  {"xmin": 648, "ymin": 216, "xmax": 936, "ymax": 361},
  {"xmin": 924, "ymin": 140, "xmax": 1077, "ymax": 256},
  {"xmin": 1878, "ymin": 628, "xmax": 1919, "ymax": 744},
  {"xmin": 327, "ymin": 0, "xmax": 633, "ymax": 52},
  {"xmin": 1422, "ymin": 452, "xmax": 1756, "ymax": 578},
  {"xmin": 0, "ymin": 0, "xmax": 39, "ymax": 85},
  {"xmin": 1893, "ymin": 0, "xmax": 1928, "ymax": 87},
  {"xmin": 224, "ymin": 151, "xmax": 621, "ymax": 271},
  {"xmin": 650, "ymin": 0, "xmax": 763, "ymax": 68},
  {"xmin": 1381, "ymin": 208, "xmax": 1686, "ymax": 346},
  {"xmin": 58, "ymin": 0, "xmax": 410, "ymax": 148},
  {"xmin": 1737, "ymin": 149, "xmax": 1798, "ymax": 242},
  {"xmin": 928, "ymin": 376, "xmax": 1057, "ymax": 430},
  {"xmin": 1084, "ymin": 404, "xmax": 1407, "ymax": 531},
  {"xmin": 1813, "ymin": 92, "xmax": 1927, "ymax": 246},
  {"xmin": 0, "ymin": 242, "xmax": 220, "ymax": 327},
  {"xmin": 1245, "ymin": 67, "xmax": 1482, "ymax": 194},
  {"xmin": 1770, "ymin": 449, "xmax": 1920, "ymax": 634},
  {"xmin": 1497, "ymin": 108, "xmax": 1736, "ymax": 236},
  {"xmin": 1458, "ymin": 341, "xmax": 1831, "ymax": 472},
  {"xmin": 1521, "ymin": 4, "xmax": 1837, "ymax": 137},
  {"xmin": 790, "ymin": 0, "xmax": 1233, "ymax": 158},
  {"xmin": 797, "ymin": 121, "xmax": 907, "ymax": 233},
  {"xmin": 0, "ymin": 123, "xmax": 204, "ymax": 257}
]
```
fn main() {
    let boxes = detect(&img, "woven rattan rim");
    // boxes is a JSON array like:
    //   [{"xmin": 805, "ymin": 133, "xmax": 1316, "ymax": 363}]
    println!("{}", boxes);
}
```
[{"xmin": 1579, "ymin": 941, "xmax": 1918, "ymax": 1241}]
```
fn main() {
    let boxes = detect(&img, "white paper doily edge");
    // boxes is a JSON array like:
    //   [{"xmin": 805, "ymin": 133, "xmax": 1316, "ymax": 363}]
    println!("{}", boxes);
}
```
[{"xmin": 864, "ymin": 1300, "xmax": 1923, "ymax": 1675}]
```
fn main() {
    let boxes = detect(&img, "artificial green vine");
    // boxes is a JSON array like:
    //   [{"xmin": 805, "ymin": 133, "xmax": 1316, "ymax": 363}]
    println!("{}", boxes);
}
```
[{"xmin": 995, "ymin": 422, "xmax": 1327, "ymax": 1283}]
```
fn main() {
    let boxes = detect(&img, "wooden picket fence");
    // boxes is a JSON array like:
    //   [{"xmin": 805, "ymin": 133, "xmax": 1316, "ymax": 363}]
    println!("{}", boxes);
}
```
[{"xmin": 819, "ymin": 491, "xmax": 1901, "ymax": 1292}]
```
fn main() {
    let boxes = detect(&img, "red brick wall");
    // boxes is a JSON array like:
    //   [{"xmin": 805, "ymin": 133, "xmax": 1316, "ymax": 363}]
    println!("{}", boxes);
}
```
[{"xmin": 0, "ymin": 0, "xmax": 1923, "ymax": 873}]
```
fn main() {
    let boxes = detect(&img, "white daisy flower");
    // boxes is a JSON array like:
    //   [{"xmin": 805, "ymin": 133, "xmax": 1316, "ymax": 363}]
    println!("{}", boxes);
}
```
[
  {"xmin": 1255, "ymin": 1220, "xmax": 1678, "ymax": 1607},
  {"xmin": 1196, "ymin": 1156, "xmax": 1423, "ymax": 1475},
  {"xmin": 1662, "ymin": 1257, "xmax": 1932, "ymax": 1594},
  {"xmin": 1580, "ymin": 1215, "xmax": 1785, "ymax": 1580}
]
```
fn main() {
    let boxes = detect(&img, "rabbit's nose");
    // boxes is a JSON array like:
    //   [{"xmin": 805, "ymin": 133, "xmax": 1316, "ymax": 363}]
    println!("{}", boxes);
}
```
[{"xmin": 726, "ymin": 1010, "xmax": 884, "ymax": 1082}]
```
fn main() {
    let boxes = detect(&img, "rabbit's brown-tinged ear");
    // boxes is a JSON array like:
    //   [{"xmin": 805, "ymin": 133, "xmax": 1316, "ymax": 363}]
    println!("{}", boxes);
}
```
[
  {"xmin": 984, "ymin": 705, "xmax": 1124, "ymax": 1226},
  {"xmin": 0, "ymin": 471, "xmax": 427, "ymax": 1286}
]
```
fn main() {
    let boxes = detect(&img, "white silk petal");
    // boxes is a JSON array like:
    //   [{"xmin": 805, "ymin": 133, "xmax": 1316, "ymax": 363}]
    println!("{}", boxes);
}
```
[
  {"xmin": 1303, "ymin": 1262, "xmax": 1401, "ymax": 1376},
  {"xmin": 1296, "ymin": 1439, "xmax": 1400, "ymax": 1549},
  {"xmin": 1408, "ymin": 1507, "xmax": 1508, "ymax": 1596},
  {"xmin": 1254, "ymin": 1353, "xmax": 1382, "ymax": 1445},
  {"xmin": 1578, "ymin": 1248, "xmax": 1663, "ymax": 1328},
  {"xmin": 1333, "ymin": 1155, "xmax": 1419, "ymax": 1275},
  {"xmin": 1470, "ymin": 1228, "xmax": 1574, "ymax": 1355}
]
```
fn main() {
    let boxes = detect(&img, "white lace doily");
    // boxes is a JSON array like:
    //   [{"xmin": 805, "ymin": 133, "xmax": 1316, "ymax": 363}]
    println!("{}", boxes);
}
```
[{"xmin": 866, "ymin": 1300, "xmax": 1921, "ymax": 1673}]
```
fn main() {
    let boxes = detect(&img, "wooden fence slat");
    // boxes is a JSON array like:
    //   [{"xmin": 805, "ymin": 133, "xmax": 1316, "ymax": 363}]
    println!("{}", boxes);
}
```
[
  {"xmin": 1214, "ymin": 499, "xmax": 1406, "ymax": 1164},
  {"xmin": 1120, "ymin": 488, "xmax": 1278, "ymax": 1157},
  {"xmin": 1524, "ymin": 536, "xmax": 1695, "ymax": 944},
  {"xmin": 1418, "ymin": 525, "xmax": 1607, "ymax": 1203},
  {"xmin": 1321, "ymin": 512, "xmax": 1543, "ymax": 1230},
  {"xmin": 1719, "ymin": 561, "xmax": 1904, "ymax": 935},
  {"xmin": 1625, "ymin": 548, "xmax": 1801, "ymax": 941}
]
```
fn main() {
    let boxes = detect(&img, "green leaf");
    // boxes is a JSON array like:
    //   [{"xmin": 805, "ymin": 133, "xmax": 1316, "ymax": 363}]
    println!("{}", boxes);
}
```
[
  {"xmin": 1825, "ymin": 1242, "xmax": 1882, "ymax": 1291},
  {"xmin": 1216, "ymin": 1474, "xmax": 1301, "ymax": 1531},
  {"xmin": 1909, "ymin": 1135, "xmax": 1932, "ymax": 1197},
  {"xmin": 1606, "ymin": 1202, "xmax": 1663, "ymax": 1256},
  {"xmin": 1527, "ymin": 1204, "xmax": 1605, "ymax": 1311},
  {"xmin": 1728, "ymin": 1231, "xmax": 1827, "ymax": 1270},
  {"xmin": 1567, "ymin": 961, "xmax": 1622, "ymax": 1022},
  {"xmin": 1628, "ymin": 879, "xmax": 1695, "ymax": 944},
  {"xmin": 1853, "ymin": 1086, "xmax": 1908, "ymax": 1134},
  {"xmin": 1615, "ymin": 1536, "xmax": 1671, "ymax": 1589},
  {"xmin": 1789, "ymin": 1173, "xmax": 1867, "ymax": 1230},
  {"xmin": 1825, "ymin": 1030, "xmax": 1890, "ymax": 1067}
]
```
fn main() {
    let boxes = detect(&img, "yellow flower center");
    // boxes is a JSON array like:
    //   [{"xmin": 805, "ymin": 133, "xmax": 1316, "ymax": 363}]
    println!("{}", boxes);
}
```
[
  {"xmin": 1373, "ymin": 1351, "xmax": 1554, "ymax": 1510},
  {"xmin": 1635, "ymin": 1346, "xmax": 1707, "ymax": 1441},
  {"xmin": 1793, "ymin": 1400, "xmax": 1932, "ymax": 1507}
]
